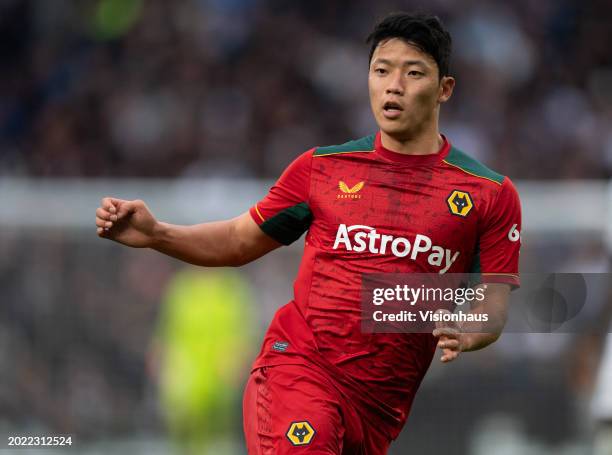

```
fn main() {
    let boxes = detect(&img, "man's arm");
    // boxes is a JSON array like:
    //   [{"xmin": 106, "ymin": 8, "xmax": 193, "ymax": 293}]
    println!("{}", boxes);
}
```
[
  {"xmin": 95, "ymin": 197, "xmax": 281, "ymax": 267},
  {"xmin": 433, "ymin": 283, "xmax": 510, "ymax": 363}
]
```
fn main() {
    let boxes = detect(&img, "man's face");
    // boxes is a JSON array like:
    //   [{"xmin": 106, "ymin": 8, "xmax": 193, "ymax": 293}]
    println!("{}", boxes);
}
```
[{"xmin": 368, "ymin": 38, "xmax": 454, "ymax": 140}]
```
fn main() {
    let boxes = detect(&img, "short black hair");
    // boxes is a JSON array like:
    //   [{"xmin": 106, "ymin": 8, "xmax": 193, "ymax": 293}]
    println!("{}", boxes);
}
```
[{"xmin": 366, "ymin": 12, "xmax": 452, "ymax": 78}]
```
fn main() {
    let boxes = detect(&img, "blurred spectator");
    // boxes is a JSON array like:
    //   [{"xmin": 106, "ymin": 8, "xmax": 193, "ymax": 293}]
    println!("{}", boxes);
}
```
[{"xmin": 151, "ymin": 268, "xmax": 256, "ymax": 454}]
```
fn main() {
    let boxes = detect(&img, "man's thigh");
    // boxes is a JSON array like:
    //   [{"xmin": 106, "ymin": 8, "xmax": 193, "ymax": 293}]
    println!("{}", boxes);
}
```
[{"xmin": 243, "ymin": 364, "xmax": 354, "ymax": 454}]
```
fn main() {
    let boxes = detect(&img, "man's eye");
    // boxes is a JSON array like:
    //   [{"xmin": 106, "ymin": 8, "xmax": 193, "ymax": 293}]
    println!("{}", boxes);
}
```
[
  {"xmin": 375, "ymin": 68, "xmax": 387, "ymax": 75},
  {"xmin": 408, "ymin": 71, "xmax": 423, "ymax": 77}
]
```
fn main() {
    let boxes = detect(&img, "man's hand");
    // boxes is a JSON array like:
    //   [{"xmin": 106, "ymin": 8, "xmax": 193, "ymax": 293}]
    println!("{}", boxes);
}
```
[
  {"xmin": 96, "ymin": 197, "xmax": 158, "ymax": 248},
  {"xmin": 432, "ymin": 283, "xmax": 511, "ymax": 363},
  {"xmin": 433, "ymin": 310, "xmax": 465, "ymax": 363}
]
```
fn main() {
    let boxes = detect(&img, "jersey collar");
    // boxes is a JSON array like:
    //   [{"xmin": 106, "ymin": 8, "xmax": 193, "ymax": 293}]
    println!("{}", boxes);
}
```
[{"xmin": 374, "ymin": 131, "xmax": 451, "ymax": 165}]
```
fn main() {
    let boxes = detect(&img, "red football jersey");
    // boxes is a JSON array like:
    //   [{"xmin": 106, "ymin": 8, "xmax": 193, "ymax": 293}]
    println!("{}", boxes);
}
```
[{"xmin": 248, "ymin": 132, "xmax": 521, "ymax": 438}]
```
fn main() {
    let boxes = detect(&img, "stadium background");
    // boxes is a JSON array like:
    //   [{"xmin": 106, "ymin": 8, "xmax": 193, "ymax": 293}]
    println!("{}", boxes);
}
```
[{"xmin": 1, "ymin": 0, "xmax": 611, "ymax": 453}]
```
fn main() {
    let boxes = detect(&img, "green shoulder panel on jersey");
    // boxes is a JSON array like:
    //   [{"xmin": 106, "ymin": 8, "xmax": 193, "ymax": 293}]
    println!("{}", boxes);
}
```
[
  {"xmin": 443, "ymin": 147, "xmax": 505, "ymax": 185},
  {"xmin": 260, "ymin": 202, "xmax": 312, "ymax": 245},
  {"xmin": 314, "ymin": 134, "xmax": 376, "ymax": 157}
]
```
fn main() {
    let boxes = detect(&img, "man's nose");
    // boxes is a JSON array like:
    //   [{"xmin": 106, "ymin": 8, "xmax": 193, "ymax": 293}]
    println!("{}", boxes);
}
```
[{"xmin": 386, "ymin": 71, "xmax": 404, "ymax": 95}]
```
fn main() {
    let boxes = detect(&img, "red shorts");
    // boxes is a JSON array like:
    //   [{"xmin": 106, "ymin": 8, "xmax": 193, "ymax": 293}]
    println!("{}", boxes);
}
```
[{"xmin": 243, "ymin": 364, "xmax": 391, "ymax": 454}]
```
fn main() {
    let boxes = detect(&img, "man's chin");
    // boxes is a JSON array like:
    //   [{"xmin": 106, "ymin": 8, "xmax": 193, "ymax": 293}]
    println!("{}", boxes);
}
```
[{"xmin": 379, "ymin": 123, "xmax": 412, "ymax": 139}]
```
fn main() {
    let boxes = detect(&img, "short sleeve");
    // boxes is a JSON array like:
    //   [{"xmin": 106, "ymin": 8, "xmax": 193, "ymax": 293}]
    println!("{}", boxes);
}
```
[
  {"xmin": 474, "ymin": 177, "xmax": 522, "ymax": 288},
  {"xmin": 249, "ymin": 149, "xmax": 314, "ymax": 245}
]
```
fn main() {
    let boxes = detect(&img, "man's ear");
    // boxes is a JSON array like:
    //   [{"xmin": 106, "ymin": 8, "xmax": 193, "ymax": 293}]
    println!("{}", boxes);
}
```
[{"xmin": 438, "ymin": 76, "xmax": 455, "ymax": 103}]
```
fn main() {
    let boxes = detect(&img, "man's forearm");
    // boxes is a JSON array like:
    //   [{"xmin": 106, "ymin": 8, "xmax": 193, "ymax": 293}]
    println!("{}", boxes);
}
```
[
  {"xmin": 151, "ymin": 220, "xmax": 245, "ymax": 267},
  {"xmin": 461, "ymin": 330, "xmax": 501, "ymax": 352}
]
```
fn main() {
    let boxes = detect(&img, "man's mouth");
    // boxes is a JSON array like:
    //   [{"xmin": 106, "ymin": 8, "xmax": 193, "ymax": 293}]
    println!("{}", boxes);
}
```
[
  {"xmin": 383, "ymin": 101, "xmax": 404, "ymax": 118},
  {"xmin": 383, "ymin": 101, "xmax": 404, "ymax": 111}
]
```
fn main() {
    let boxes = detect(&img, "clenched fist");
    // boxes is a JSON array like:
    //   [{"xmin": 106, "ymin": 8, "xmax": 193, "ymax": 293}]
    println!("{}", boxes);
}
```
[{"xmin": 95, "ymin": 197, "xmax": 159, "ymax": 248}]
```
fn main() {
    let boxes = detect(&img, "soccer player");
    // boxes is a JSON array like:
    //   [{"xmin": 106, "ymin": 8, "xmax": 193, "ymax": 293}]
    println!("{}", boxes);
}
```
[{"xmin": 95, "ymin": 12, "xmax": 521, "ymax": 454}]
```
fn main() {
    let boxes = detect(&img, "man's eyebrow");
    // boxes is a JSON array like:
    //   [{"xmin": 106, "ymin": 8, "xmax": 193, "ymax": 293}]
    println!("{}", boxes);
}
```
[
  {"xmin": 372, "ymin": 58, "xmax": 428, "ymax": 67},
  {"xmin": 402, "ymin": 59, "xmax": 427, "ymax": 68}
]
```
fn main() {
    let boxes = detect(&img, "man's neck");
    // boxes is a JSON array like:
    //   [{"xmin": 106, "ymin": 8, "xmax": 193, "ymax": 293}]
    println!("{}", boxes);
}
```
[{"xmin": 380, "ymin": 128, "xmax": 443, "ymax": 156}]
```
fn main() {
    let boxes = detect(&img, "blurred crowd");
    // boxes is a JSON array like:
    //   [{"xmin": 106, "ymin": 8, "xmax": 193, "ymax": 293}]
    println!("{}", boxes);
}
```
[{"xmin": 1, "ymin": 0, "xmax": 611, "ymax": 180}]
